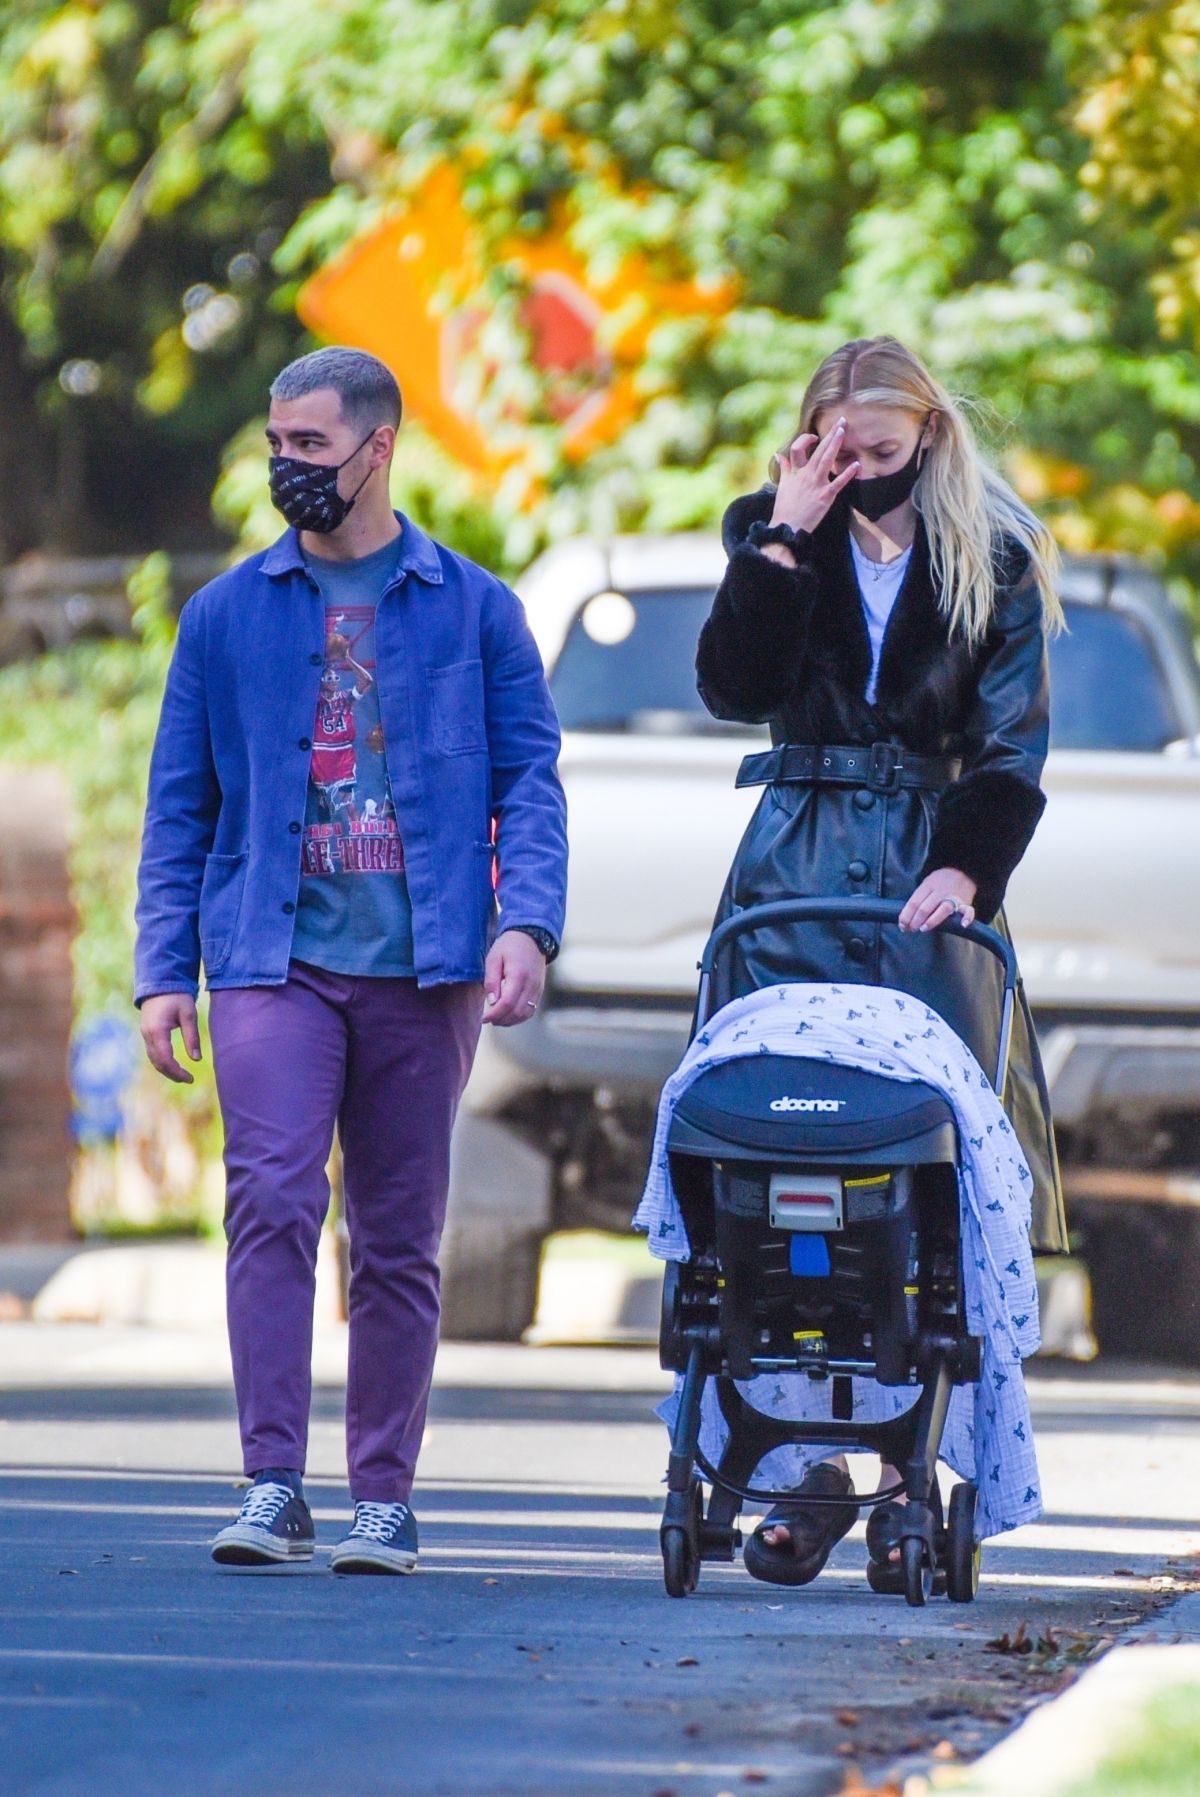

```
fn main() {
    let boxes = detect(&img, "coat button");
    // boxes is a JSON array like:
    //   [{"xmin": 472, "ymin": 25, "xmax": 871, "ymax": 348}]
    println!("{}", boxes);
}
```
[
  {"xmin": 310, "ymin": 653, "xmax": 322, "ymax": 666},
  {"xmin": 847, "ymin": 859, "xmax": 869, "ymax": 881},
  {"xmin": 846, "ymin": 936, "xmax": 869, "ymax": 963},
  {"xmin": 282, "ymin": 901, "xmax": 295, "ymax": 915},
  {"xmin": 298, "ymin": 737, "xmax": 312, "ymax": 751},
  {"xmin": 852, "ymin": 789, "xmax": 875, "ymax": 812},
  {"xmin": 289, "ymin": 821, "xmax": 301, "ymax": 835}
]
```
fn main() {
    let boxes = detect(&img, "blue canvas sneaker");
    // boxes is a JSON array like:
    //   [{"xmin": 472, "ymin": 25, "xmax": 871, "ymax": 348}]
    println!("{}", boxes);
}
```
[
  {"xmin": 330, "ymin": 1501, "xmax": 419, "ymax": 1575},
  {"xmin": 211, "ymin": 1469, "xmax": 315, "ymax": 1566}
]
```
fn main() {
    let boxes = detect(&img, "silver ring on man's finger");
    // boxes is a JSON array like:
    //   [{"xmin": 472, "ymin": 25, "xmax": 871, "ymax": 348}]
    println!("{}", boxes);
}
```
[{"xmin": 525, "ymin": 1000, "xmax": 538, "ymax": 1011}]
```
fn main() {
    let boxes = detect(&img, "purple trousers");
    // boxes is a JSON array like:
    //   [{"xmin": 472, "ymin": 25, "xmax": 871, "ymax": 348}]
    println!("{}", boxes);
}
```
[{"xmin": 209, "ymin": 961, "xmax": 482, "ymax": 1502}]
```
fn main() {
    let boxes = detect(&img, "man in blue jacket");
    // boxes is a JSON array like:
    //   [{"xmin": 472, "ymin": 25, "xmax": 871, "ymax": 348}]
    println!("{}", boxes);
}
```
[{"xmin": 135, "ymin": 347, "xmax": 567, "ymax": 1574}]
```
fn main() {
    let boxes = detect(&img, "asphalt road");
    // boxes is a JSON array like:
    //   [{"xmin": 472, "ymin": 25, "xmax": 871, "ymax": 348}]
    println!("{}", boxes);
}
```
[{"xmin": 1, "ymin": 1330, "xmax": 1199, "ymax": 1797}]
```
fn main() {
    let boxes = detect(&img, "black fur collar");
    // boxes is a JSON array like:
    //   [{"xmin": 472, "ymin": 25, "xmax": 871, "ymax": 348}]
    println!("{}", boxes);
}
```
[{"xmin": 719, "ymin": 485, "xmax": 957, "ymax": 721}]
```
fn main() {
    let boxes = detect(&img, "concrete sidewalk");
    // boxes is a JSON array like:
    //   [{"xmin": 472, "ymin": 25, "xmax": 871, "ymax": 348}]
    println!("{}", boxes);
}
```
[{"xmin": 2, "ymin": 1315, "xmax": 1198, "ymax": 1794}]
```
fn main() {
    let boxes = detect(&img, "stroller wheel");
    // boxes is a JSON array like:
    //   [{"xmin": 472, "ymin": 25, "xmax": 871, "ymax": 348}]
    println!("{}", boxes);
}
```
[
  {"xmin": 661, "ymin": 1478, "xmax": 702, "ymax": 1597},
  {"xmin": 901, "ymin": 1535, "xmax": 932, "ymax": 1608},
  {"xmin": 662, "ymin": 1527, "xmax": 698, "ymax": 1597},
  {"xmin": 945, "ymin": 1481, "xmax": 981, "ymax": 1603}
]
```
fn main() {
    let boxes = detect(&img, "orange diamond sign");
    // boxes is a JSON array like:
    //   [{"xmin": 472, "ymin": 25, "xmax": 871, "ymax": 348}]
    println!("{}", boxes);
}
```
[{"xmin": 297, "ymin": 165, "xmax": 734, "ymax": 476}]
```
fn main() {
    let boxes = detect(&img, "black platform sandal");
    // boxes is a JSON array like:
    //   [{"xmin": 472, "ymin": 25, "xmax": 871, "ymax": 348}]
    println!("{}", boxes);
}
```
[
  {"xmin": 742, "ymin": 1463, "xmax": 856, "ymax": 1587},
  {"xmin": 864, "ymin": 1499, "xmax": 907, "ymax": 1595},
  {"xmin": 865, "ymin": 1497, "xmax": 947, "ymax": 1597}
]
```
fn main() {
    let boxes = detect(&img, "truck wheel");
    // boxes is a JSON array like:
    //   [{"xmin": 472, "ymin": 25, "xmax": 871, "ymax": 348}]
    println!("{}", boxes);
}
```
[
  {"xmin": 438, "ymin": 1221, "xmax": 544, "ymax": 1342},
  {"xmin": 1085, "ymin": 1209, "xmax": 1200, "ymax": 1366}
]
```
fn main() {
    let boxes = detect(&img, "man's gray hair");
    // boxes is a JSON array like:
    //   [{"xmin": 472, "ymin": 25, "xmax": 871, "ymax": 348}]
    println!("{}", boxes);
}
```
[{"xmin": 270, "ymin": 347, "xmax": 402, "ymax": 432}]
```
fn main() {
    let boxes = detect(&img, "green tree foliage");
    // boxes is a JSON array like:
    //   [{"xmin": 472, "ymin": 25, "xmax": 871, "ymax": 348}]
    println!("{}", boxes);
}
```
[
  {"xmin": 0, "ymin": 0, "xmax": 330, "ymax": 559},
  {"xmin": 196, "ymin": 0, "xmax": 1200, "ymax": 591},
  {"xmin": 0, "ymin": 554, "xmax": 218, "ymax": 1152},
  {"xmin": 5, "ymin": 2, "xmax": 1200, "ymax": 589},
  {"xmin": 1073, "ymin": 1, "xmax": 1200, "ymax": 343}
]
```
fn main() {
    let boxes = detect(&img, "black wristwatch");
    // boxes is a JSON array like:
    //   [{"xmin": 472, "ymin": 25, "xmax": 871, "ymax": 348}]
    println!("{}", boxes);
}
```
[
  {"xmin": 509, "ymin": 925, "xmax": 559, "ymax": 962},
  {"xmin": 745, "ymin": 518, "xmax": 811, "ymax": 560}
]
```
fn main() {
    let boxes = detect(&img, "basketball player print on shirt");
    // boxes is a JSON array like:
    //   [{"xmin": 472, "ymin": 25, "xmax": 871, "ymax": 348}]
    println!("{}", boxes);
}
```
[{"xmin": 301, "ymin": 606, "xmax": 405, "ymax": 878}]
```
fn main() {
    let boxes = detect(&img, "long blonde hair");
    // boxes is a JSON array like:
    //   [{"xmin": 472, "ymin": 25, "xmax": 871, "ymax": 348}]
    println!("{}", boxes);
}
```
[{"xmin": 792, "ymin": 337, "xmax": 1063, "ymax": 644}]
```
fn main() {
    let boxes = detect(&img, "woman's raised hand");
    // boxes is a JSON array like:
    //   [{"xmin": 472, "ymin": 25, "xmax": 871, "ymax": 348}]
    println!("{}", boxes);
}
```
[{"xmin": 771, "ymin": 419, "xmax": 860, "ymax": 536}]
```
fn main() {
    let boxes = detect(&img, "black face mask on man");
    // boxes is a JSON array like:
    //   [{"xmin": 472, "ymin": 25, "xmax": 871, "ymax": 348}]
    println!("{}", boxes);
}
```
[
  {"xmin": 846, "ymin": 419, "xmax": 931, "ymax": 522},
  {"xmin": 268, "ymin": 433, "xmax": 376, "ymax": 534}
]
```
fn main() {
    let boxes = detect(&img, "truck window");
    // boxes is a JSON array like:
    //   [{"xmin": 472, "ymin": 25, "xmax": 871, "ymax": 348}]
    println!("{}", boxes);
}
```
[
  {"xmin": 1050, "ymin": 603, "xmax": 1181, "ymax": 751},
  {"xmin": 550, "ymin": 587, "xmax": 1184, "ymax": 750},
  {"xmin": 550, "ymin": 588, "xmax": 760, "ymax": 734}
]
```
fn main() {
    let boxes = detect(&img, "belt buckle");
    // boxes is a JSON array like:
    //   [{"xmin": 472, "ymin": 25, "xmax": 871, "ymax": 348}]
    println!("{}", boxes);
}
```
[{"xmin": 867, "ymin": 742, "xmax": 902, "ymax": 794}]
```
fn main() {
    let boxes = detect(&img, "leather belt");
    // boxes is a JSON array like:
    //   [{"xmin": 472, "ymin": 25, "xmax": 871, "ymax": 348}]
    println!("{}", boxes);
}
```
[{"xmin": 735, "ymin": 742, "xmax": 960, "ymax": 795}]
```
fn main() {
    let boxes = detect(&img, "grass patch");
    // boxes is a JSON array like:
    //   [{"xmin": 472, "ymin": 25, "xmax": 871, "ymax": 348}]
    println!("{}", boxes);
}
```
[
  {"xmin": 1065, "ymin": 1683, "xmax": 1200, "ymax": 1797},
  {"xmin": 538, "ymin": 1230, "xmax": 661, "ymax": 1272}
]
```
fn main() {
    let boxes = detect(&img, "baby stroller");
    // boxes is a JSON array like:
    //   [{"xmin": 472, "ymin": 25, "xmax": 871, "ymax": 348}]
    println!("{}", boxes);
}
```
[{"xmin": 657, "ymin": 897, "xmax": 1018, "ymax": 1607}]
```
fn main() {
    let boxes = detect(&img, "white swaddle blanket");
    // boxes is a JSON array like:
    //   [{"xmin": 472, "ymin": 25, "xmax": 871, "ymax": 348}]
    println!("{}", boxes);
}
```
[{"xmin": 633, "ymin": 981, "xmax": 1043, "ymax": 1540}]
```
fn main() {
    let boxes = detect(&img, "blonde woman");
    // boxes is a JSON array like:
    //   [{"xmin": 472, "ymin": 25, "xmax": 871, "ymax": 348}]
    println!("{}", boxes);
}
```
[{"xmin": 696, "ymin": 335, "xmax": 1065, "ymax": 1588}]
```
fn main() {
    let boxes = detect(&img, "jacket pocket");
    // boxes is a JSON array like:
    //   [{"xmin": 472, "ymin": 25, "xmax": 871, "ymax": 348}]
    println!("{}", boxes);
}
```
[
  {"xmin": 199, "ymin": 851, "xmax": 248, "ymax": 976},
  {"xmin": 428, "ymin": 659, "xmax": 487, "ymax": 755}
]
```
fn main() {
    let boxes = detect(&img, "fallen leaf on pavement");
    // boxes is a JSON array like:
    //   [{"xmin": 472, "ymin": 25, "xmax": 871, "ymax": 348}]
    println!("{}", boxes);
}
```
[
  {"xmin": 930, "ymin": 1741, "xmax": 957, "ymax": 1761},
  {"xmin": 483, "ymin": 1577, "xmax": 499, "ymax": 1586},
  {"xmin": 835, "ymin": 1709, "xmax": 860, "ymax": 1726},
  {"xmin": 743, "ymin": 1772, "xmax": 769, "ymax": 1785},
  {"xmin": 676, "ymin": 1656, "xmax": 699, "ymax": 1667},
  {"xmin": 985, "ymin": 1622, "xmax": 1031, "ymax": 1655},
  {"xmin": 57, "ymin": 1568, "xmax": 79, "ymax": 1577},
  {"xmin": 1112, "ymin": 1567, "xmax": 1134, "ymax": 1576}
]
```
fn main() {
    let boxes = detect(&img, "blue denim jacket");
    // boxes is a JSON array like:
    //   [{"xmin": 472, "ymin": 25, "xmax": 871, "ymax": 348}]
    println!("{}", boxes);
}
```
[{"xmin": 134, "ymin": 516, "xmax": 567, "ymax": 1001}]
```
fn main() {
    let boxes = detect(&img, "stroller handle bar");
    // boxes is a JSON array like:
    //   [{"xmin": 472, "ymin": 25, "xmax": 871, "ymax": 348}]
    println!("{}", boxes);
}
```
[{"xmin": 697, "ymin": 897, "xmax": 1017, "ymax": 1094}]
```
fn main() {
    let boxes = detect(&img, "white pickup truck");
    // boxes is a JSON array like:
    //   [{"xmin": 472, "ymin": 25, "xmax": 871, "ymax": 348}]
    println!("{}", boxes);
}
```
[{"xmin": 438, "ymin": 533, "xmax": 1200, "ymax": 1361}]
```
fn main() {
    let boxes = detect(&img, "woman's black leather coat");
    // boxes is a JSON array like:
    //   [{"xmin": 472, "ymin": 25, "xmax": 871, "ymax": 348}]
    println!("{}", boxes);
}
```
[{"xmin": 697, "ymin": 487, "xmax": 1066, "ymax": 1252}]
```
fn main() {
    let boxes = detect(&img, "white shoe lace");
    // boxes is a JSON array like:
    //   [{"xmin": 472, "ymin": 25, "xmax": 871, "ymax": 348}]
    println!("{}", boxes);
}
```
[
  {"xmin": 238, "ymin": 1482, "xmax": 293, "ymax": 1528},
  {"xmin": 350, "ymin": 1501, "xmax": 408, "ymax": 1544}
]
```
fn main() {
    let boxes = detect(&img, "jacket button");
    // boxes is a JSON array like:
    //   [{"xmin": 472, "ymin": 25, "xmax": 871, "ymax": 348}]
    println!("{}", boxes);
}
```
[
  {"xmin": 847, "ymin": 859, "xmax": 869, "ymax": 881},
  {"xmin": 289, "ymin": 821, "xmax": 302, "ymax": 835},
  {"xmin": 282, "ymin": 901, "xmax": 295, "ymax": 915},
  {"xmin": 846, "ymin": 936, "xmax": 869, "ymax": 963},
  {"xmin": 852, "ymin": 789, "xmax": 875, "ymax": 812},
  {"xmin": 298, "ymin": 737, "xmax": 312, "ymax": 751},
  {"xmin": 310, "ymin": 653, "xmax": 322, "ymax": 666}
]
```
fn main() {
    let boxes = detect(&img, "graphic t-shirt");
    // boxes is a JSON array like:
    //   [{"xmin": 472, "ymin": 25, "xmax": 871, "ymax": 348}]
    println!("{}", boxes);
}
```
[{"xmin": 290, "ymin": 537, "xmax": 416, "ymax": 978}]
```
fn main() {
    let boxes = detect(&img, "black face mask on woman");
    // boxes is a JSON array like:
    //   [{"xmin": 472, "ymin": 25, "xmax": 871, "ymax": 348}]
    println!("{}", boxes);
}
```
[
  {"xmin": 268, "ymin": 433, "xmax": 375, "ymax": 534},
  {"xmin": 846, "ymin": 421, "xmax": 930, "ymax": 522}
]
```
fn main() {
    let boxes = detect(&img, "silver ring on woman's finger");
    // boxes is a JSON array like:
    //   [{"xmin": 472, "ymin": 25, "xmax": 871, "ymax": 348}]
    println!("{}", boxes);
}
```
[
  {"xmin": 939, "ymin": 895, "xmax": 963, "ymax": 915},
  {"xmin": 525, "ymin": 1000, "xmax": 538, "ymax": 1011}
]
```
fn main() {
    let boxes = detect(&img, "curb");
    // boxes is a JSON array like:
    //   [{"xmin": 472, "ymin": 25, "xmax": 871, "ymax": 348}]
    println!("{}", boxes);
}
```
[
  {"xmin": 921, "ymin": 1592, "xmax": 1200, "ymax": 1796},
  {"xmin": 12, "ymin": 1235, "xmax": 342, "ymax": 1329}
]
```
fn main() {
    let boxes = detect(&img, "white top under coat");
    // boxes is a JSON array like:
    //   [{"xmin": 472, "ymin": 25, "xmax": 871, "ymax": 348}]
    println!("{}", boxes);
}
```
[{"xmin": 849, "ymin": 533, "xmax": 912, "ymax": 703}]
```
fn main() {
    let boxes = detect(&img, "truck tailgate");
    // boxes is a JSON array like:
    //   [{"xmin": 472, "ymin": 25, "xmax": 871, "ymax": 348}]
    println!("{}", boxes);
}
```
[{"xmin": 554, "ymin": 738, "xmax": 1200, "ymax": 1015}]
